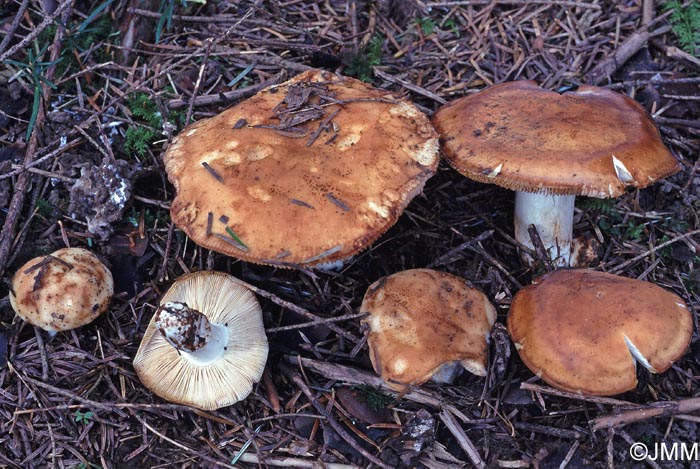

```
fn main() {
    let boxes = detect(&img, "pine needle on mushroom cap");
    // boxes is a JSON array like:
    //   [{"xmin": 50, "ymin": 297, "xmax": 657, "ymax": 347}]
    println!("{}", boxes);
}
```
[
  {"xmin": 133, "ymin": 271, "xmax": 269, "ymax": 411},
  {"xmin": 163, "ymin": 69, "xmax": 439, "ymax": 268}
]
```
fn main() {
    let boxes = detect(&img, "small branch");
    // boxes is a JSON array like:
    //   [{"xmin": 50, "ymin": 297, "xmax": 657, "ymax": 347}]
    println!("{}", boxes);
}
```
[
  {"xmin": 167, "ymin": 72, "xmax": 287, "ymax": 109},
  {"xmin": 285, "ymin": 355, "xmax": 471, "ymax": 421},
  {"xmin": 236, "ymin": 453, "xmax": 360, "ymax": 469},
  {"xmin": 439, "ymin": 409, "xmax": 486, "ymax": 468},
  {"xmin": 587, "ymin": 25, "xmax": 672, "ymax": 85},
  {"xmin": 519, "ymin": 382, "xmax": 634, "ymax": 406},
  {"xmin": 372, "ymin": 67, "xmax": 446, "ymax": 105},
  {"xmin": 0, "ymin": 0, "xmax": 74, "ymax": 63},
  {"xmin": 283, "ymin": 365, "xmax": 394, "ymax": 469},
  {"xmin": 0, "ymin": 1, "xmax": 73, "ymax": 278},
  {"xmin": 426, "ymin": 230, "xmax": 494, "ymax": 269},
  {"xmin": 606, "ymin": 228, "xmax": 700, "ymax": 274},
  {"xmin": 424, "ymin": 0, "xmax": 601, "ymax": 7},
  {"xmin": 590, "ymin": 397, "xmax": 700, "ymax": 431},
  {"xmin": 227, "ymin": 277, "xmax": 360, "ymax": 343},
  {"xmin": 0, "ymin": 0, "xmax": 29, "ymax": 57},
  {"xmin": 265, "ymin": 312, "xmax": 366, "ymax": 334}
]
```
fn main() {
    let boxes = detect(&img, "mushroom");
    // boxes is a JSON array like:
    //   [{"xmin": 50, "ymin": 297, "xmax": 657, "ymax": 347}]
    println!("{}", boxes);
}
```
[
  {"xmin": 133, "ymin": 271, "xmax": 268, "ymax": 410},
  {"xmin": 9, "ymin": 247, "xmax": 114, "ymax": 334},
  {"xmin": 163, "ymin": 69, "xmax": 439, "ymax": 269},
  {"xmin": 360, "ymin": 269, "xmax": 496, "ymax": 391},
  {"xmin": 432, "ymin": 81, "xmax": 680, "ymax": 266},
  {"xmin": 507, "ymin": 269, "xmax": 692, "ymax": 396}
]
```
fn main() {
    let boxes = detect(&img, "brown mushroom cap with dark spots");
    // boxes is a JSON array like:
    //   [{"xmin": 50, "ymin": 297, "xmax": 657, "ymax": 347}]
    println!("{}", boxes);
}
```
[
  {"xmin": 164, "ymin": 69, "xmax": 439, "ymax": 268},
  {"xmin": 433, "ymin": 80, "xmax": 679, "ymax": 197},
  {"xmin": 9, "ymin": 247, "xmax": 114, "ymax": 333},
  {"xmin": 361, "ymin": 269, "xmax": 496, "ymax": 391},
  {"xmin": 507, "ymin": 269, "xmax": 693, "ymax": 396},
  {"xmin": 432, "ymin": 81, "xmax": 680, "ymax": 266}
]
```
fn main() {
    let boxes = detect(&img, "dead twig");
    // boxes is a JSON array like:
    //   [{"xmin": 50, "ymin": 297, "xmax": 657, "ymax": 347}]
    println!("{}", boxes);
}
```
[
  {"xmin": 0, "ymin": 0, "xmax": 29, "ymax": 57},
  {"xmin": 587, "ymin": 25, "xmax": 672, "ymax": 85},
  {"xmin": 283, "ymin": 364, "xmax": 394, "ymax": 469},
  {"xmin": 590, "ymin": 397, "xmax": 700, "ymax": 431},
  {"xmin": 439, "ymin": 409, "xmax": 486, "ymax": 468},
  {"xmin": 0, "ymin": 0, "xmax": 74, "ymax": 63},
  {"xmin": 236, "ymin": 452, "xmax": 360, "ymax": 468},
  {"xmin": 372, "ymin": 67, "xmax": 446, "ymax": 105},
  {"xmin": 285, "ymin": 355, "xmax": 471, "ymax": 421},
  {"xmin": 519, "ymin": 382, "xmax": 634, "ymax": 407},
  {"xmin": 0, "ymin": 2, "xmax": 73, "ymax": 278},
  {"xmin": 605, "ymin": 229, "xmax": 700, "ymax": 274},
  {"xmin": 167, "ymin": 72, "xmax": 287, "ymax": 108}
]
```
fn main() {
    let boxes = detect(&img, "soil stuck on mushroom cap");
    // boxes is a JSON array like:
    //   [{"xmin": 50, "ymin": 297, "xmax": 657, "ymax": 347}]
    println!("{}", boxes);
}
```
[
  {"xmin": 507, "ymin": 269, "xmax": 693, "ymax": 396},
  {"xmin": 163, "ymin": 69, "xmax": 439, "ymax": 268},
  {"xmin": 9, "ymin": 247, "xmax": 114, "ymax": 333},
  {"xmin": 361, "ymin": 269, "xmax": 496, "ymax": 391},
  {"xmin": 432, "ymin": 80, "xmax": 680, "ymax": 198}
]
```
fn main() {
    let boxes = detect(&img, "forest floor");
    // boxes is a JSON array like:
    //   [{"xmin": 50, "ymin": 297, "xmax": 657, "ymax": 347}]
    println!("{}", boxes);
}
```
[{"xmin": 1, "ymin": 0, "xmax": 699, "ymax": 467}]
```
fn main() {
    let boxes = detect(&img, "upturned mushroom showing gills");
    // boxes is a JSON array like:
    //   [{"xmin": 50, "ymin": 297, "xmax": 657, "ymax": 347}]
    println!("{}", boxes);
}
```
[
  {"xmin": 361, "ymin": 269, "xmax": 496, "ymax": 391},
  {"xmin": 163, "ymin": 68, "xmax": 439, "ymax": 269},
  {"xmin": 507, "ymin": 269, "xmax": 692, "ymax": 396},
  {"xmin": 133, "ymin": 271, "xmax": 268, "ymax": 410},
  {"xmin": 9, "ymin": 247, "xmax": 114, "ymax": 334},
  {"xmin": 432, "ymin": 81, "xmax": 680, "ymax": 266}
]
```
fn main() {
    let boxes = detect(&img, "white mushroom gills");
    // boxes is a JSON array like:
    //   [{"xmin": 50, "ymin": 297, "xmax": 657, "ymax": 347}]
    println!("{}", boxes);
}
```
[
  {"xmin": 155, "ymin": 301, "xmax": 229, "ymax": 366},
  {"xmin": 514, "ymin": 192, "xmax": 575, "ymax": 266}
]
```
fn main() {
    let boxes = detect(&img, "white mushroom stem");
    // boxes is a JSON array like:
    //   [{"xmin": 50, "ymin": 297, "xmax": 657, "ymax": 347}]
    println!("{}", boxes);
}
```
[
  {"xmin": 514, "ymin": 192, "xmax": 575, "ymax": 267},
  {"xmin": 155, "ymin": 301, "xmax": 229, "ymax": 366}
]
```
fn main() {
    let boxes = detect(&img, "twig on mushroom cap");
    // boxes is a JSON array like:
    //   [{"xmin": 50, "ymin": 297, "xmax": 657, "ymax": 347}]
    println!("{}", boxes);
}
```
[{"xmin": 163, "ymin": 69, "xmax": 439, "ymax": 268}]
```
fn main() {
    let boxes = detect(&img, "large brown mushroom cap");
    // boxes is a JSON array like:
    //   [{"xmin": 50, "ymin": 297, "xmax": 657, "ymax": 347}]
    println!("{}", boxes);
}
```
[
  {"xmin": 360, "ymin": 269, "xmax": 496, "ymax": 391},
  {"xmin": 508, "ymin": 269, "xmax": 693, "ymax": 396},
  {"xmin": 133, "ymin": 271, "xmax": 268, "ymax": 410},
  {"xmin": 9, "ymin": 247, "xmax": 114, "ymax": 332},
  {"xmin": 432, "ymin": 80, "xmax": 679, "ymax": 198},
  {"xmin": 164, "ymin": 69, "xmax": 439, "ymax": 268}
]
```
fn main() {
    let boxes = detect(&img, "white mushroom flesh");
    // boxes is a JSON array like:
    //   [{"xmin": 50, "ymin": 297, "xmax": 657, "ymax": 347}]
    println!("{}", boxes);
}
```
[
  {"xmin": 623, "ymin": 334, "xmax": 657, "ymax": 373},
  {"xmin": 513, "ymin": 192, "xmax": 575, "ymax": 266},
  {"xmin": 612, "ymin": 155, "xmax": 635, "ymax": 184},
  {"xmin": 155, "ymin": 301, "xmax": 229, "ymax": 366}
]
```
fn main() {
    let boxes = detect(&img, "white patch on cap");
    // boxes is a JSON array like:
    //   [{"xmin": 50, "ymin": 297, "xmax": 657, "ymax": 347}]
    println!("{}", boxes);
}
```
[
  {"xmin": 336, "ymin": 126, "xmax": 363, "ymax": 150},
  {"xmin": 409, "ymin": 138, "xmax": 439, "ymax": 166},
  {"xmin": 223, "ymin": 152, "xmax": 242, "ymax": 165},
  {"xmin": 368, "ymin": 201, "xmax": 390, "ymax": 218},
  {"xmin": 389, "ymin": 101, "xmax": 419, "ymax": 118},
  {"xmin": 248, "ymin": 185, "xmax": 272, "ymax": 202},
  {"xmin": 624, "ymin": 335, "xmax": 656, "ymax": 372},
  {"xmin": 487, "ymin": 163, "xmax": 503, "ymax": 178},
  {"xmin": 612, "ymin": 155, "xmax": 634, "ymax": 184},
  {"xmin": 391, "ymin": 357, "xmax": 408, "ymax": 374},
  {"xmin": 245, "ymin": 144, "xmax": 273, "ymax": 161}
]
